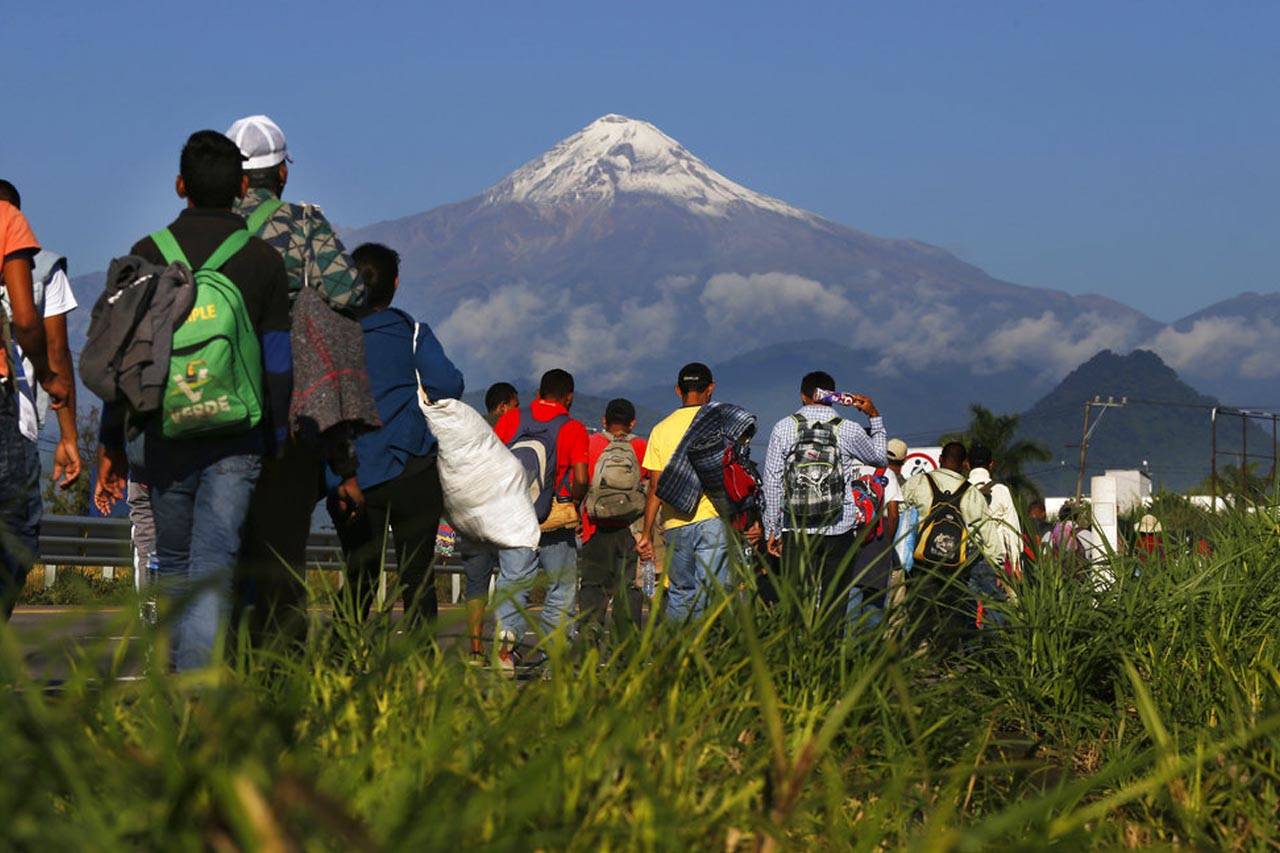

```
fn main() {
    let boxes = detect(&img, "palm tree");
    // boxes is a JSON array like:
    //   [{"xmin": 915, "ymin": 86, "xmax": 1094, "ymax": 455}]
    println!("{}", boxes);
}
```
[{"xmin": 939, "ymin": 404, "xmax": 1051, "ymax": 502}]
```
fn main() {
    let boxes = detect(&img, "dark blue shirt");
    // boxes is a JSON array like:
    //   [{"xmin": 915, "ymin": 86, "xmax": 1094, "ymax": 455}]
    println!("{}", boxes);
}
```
[{"xmin": 335, "ymin": 307, "xmax": 463, "ymax": 491}]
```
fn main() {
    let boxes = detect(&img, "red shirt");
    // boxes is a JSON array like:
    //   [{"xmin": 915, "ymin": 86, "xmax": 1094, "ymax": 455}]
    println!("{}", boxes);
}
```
[
  {"xmin": 494, "ymin": 399, "xmax": 590, "ymax": 498},
  {"xmin": 580, "ymin": 432, "xmax": 648, "ymax": 544}
]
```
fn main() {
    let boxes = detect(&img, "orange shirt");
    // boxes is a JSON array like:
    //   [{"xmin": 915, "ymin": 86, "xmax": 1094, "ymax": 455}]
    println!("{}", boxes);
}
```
[
  {"xmin": 0, "ymin": 201, "xmax": 39, "ymax": 262},
  {"xmin": 0, "ymin": 201, "xmax": 40, "ymax": 380}
]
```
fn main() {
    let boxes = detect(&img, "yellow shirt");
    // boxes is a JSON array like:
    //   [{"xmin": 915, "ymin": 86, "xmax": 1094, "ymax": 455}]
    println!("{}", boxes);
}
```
[{"xmin": 642, "ymin": 405, "xmax": 720, "ymax": 530}]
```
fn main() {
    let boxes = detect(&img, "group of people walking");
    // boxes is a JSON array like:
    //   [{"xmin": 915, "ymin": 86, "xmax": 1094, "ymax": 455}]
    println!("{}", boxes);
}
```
[{"xmin": 0, "ymin": 115, "xmax": 1038, "ymax": 675}]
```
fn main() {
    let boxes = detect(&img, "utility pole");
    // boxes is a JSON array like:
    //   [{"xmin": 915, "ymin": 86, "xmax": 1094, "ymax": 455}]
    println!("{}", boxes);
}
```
[{"xmin": 1074, "ymin": 395, "xmax": 1127, "ymax": 500}]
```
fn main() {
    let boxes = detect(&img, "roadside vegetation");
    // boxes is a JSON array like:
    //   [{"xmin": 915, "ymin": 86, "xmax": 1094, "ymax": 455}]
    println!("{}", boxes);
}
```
[{"xmin": 3, "ymin": 502, "xmax": 1279, "ymax": 849}]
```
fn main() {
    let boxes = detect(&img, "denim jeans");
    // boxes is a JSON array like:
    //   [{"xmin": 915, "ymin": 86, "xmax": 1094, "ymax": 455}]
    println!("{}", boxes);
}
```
[
  {"xmin": 663, "ymin": 518, "xmax": 730, "ymax": 624},
  {"xmin": 846, "ymin": 586, "xmax": 885, "ymax": 632},
  {"xmin": 493, "ymin": 530, "xmax": 578, "ymax": 645},
  {"xmin": 0, "ymin": 391, "xmax": 41, "ymax": 619},
  {"xmin": 150, "ymin": 451, "xmax": 261, "ymax": 671},
  {"xmin": 457, "ymin": 537, "xmax": 496, "ymax": 602}
]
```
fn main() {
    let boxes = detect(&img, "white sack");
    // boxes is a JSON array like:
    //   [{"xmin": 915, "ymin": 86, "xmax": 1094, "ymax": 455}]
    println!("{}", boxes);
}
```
[{"xmin": 418, "ymin": 394, "xmax": 540, "ymax": 550}]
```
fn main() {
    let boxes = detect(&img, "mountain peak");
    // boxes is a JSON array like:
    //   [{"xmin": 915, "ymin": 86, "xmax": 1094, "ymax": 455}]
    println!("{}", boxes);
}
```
[{"xmin": 482, "ymin": 113, "xmax": 812, "ymax": 219}]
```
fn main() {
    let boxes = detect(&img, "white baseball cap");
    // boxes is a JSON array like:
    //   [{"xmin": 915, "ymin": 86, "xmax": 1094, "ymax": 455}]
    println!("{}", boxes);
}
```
[{"xmin": 225, "ymin": 114, "xmax": 293, "ymax": 170}]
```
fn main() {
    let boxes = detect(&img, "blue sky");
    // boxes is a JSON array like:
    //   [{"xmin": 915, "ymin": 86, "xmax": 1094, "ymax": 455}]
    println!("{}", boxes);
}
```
[{"xmin": 5, "ymin": 0, "xmax": 1276, "ymax": 321}]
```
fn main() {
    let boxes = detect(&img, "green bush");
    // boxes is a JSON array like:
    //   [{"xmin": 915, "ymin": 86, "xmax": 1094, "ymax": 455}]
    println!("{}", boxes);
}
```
[{"xmin": 2, "ymin": 508, "xmax": 1279, "ymax": 849}]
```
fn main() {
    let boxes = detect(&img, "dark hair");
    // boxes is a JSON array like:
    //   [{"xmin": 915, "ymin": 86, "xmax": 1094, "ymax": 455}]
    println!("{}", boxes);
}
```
[
  {"xmin": 245, "ymin": 165, "xmax": 284, "ymax": 195},
  {"xmin": 940, "ymin": 441, "xmax": 968, "ymax": 467},
  {"xmin": 0, "ymin": 179, "xmax": 20, "ymax": 209},
  {"xmin": 180, "ymin": 130, "xmax": 245, "ymax": 209},
  {"xmin": 605, "ymin": 398, "xmax": 636, "ymax": 427},
  {"xmin": 539, "ymin": 369, "xmax": 575, "ymax": 401},
  {"xmin": 1029, "ymin": 499, "xmax": 1046, "ymax": 513},
  {"xmin": 801, "ymin": 371, "xmax": 835, "ymax": 400},
  {"xmin": 484, "ymin": 382, "xmax": 518, "ymax": 415},
  {"xmin": 352, "ymin": 242, "xmax": 400, "ymax": 309},
  {"xmin": 968, "ymin": 444, "xmax": 993, "ymax": 469},
  {"xmin": 677, "ymin": 362, "xmax": 713, "ymax": 394}
]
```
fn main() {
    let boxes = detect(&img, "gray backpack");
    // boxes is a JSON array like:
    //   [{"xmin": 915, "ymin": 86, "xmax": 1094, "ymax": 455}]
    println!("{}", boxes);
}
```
[
  {"xmin": 79, "ymin": 255, "xmax": 195, "ymax": 413},
  {"xmin": 586, "ymin": 434, "xmax": 645, "ymax": 522},
  {"xmin": 783, "ymin": 415, "xmax": 845, "ymax": 528}
]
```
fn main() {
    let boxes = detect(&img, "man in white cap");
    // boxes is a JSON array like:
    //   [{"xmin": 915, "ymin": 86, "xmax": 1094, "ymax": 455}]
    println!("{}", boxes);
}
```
[{"xmin": 225, "ymin": 113, "xmax": 372, "ymax": 648}]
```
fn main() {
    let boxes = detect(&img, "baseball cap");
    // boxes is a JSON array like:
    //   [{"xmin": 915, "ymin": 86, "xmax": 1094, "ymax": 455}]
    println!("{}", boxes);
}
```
[
  {"xmin": 225, "ymin": 114, "xmax": 293, "ymax": 170},
  {"xmin": 677, "ymin": 362, "xmax": 713, "ymax": 393},
  {"xmin": 886, "ymin": 438, "xmax": 908, "ymax": 463}
]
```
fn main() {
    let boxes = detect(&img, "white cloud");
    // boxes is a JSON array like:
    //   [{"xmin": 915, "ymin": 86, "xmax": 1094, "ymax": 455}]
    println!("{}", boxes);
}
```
[
  {"xmin": 1145, "ymin": 317, "xmax": 1280, "ymax": 380},
  {"xmin": 699, "ymin": 272, "xmax": 860, "ymax": 342},
  {"xmin": 978, "ymin": 311, "xmax": 1140, "ymax": 379}
]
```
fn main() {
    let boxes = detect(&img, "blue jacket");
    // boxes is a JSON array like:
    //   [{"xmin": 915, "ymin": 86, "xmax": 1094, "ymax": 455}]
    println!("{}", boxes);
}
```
[{"xmin": 333, "ymin": 307, "xmax": 464, "ymax": 491}]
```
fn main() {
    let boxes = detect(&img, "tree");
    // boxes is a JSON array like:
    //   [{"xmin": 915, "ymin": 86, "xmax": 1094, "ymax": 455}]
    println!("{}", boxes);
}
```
[
  {"xmin": 939, "ymin": 404, "xmax": 1052, "ymax": 502},
  {"xmin": 42, "ymin": 406, "xmax": 100, "ymax": 516}
]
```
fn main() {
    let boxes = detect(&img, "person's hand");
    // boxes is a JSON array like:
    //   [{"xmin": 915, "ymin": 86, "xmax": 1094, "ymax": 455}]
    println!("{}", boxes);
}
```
[
  {"xmin": 53, "ymin": 435, "xmax": 82, "ymax": 488},
  {"xmin": 744, "ymin": 521, "xmax": 763, "ymax": 548},
  {"xmin": 766, "ymin": 533, "xmax": 783, "ymax": 559},
  {"xmin": 635, "ymin": 533, "xmax": 654, "ymax": 562},
  {"xmin": 331, "ymin": 476, "xmax": 365, "ymax": 523},
  {"xmin": 39, "ymin": 370, "xmax": 72, "ymax": 411},
  {"xmin": 93, "ymin": 444, "xmax": 127, "ymax": 515},
  {"xmin": 849, "ymin": 394, "xmax": 879, "ymax": 418}
]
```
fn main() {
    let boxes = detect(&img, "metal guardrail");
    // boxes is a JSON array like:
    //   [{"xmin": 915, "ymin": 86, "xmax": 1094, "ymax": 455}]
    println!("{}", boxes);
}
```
[
  {"xmin": 36, "ymin": 515, "xmax": 476, "ymax": 602},
  {"xmin": 36, "ymin": 516, "xmax": 407, "ymax": 572}
]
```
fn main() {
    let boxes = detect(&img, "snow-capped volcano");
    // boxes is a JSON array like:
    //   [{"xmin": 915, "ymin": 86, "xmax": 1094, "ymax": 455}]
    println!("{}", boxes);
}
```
[
  {"xmin": 341, "ymin": 112, "xmax": 1197, "ymax": 421},
  {"xmin": 482, "ymin": 114, "xmax": 811, "ymax": 220}
]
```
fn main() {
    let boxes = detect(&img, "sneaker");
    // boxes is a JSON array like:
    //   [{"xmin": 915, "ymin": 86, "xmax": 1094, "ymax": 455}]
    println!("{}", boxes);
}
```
[
  {"xmin": 497, "ymin": 630, "xmax": 520, "ymax": 678},
  {"xmin": 467, "ymin": 650, "xmax": 487, "ymax": 667}
]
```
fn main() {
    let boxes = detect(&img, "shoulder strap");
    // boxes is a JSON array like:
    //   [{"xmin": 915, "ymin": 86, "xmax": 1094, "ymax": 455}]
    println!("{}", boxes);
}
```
[
  {"xmin": 827, "ymin": 417, "xmax": 843, "ymax": 428},
  {"xmin": 791, "ymin": 413, "xmax": 806, "ymax": 430},
  {"xmin": 926, "ymin": 473, "xmax": 943, "ymax": 502},
  {"xmin": 201, "ymin": 229, "xmax": 251, "ymax": 272},
  {"xmin": 244, "ymin": 197, "xmax": 285, "ymax": 235},
  {"xmin": 149, "ymin": 229, "xmax": 190, "ymax": 268}
]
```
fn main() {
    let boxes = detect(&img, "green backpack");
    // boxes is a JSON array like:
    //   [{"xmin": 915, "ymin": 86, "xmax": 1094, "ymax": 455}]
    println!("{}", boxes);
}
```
[{"xmin": 151, "ymin": 227, "xmax": 263, "ymax": 439}]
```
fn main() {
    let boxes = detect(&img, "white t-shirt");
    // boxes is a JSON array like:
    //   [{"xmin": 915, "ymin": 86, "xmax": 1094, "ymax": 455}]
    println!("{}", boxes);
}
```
[
  {"xmin": 15, "ymin": 264, "xmax": 77, "ymax": 441},
  {"xmin": 854, "ymin": 464, "xmax": 903, "ymax": 506}
]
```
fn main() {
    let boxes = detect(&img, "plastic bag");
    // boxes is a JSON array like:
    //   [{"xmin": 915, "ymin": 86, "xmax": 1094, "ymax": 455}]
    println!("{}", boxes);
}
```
[{"xmin": 418, "ymin": 393, "xmax": 540, "ymax": 549}]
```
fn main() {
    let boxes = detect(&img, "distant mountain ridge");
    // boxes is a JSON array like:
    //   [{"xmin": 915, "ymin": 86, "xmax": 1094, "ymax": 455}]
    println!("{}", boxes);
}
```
[
  {"xmin": 63, "ymin": 114, "xmax": 1277, "ymax": 439},
  {"xmin": 1016, "ymin": 349, "xmax": 1270, "ymax": 494}
]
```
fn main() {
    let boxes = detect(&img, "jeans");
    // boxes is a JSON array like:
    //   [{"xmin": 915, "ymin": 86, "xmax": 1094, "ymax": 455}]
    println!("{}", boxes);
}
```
[
  {"xmin": 333, "ymin": 455, "xmax": 442, "ymax": 623},
  {"xmin": 663, "ymin": 519, "xmax": 730, "ymax": 624},
  {"xmin": 0, "ymin": 392, "xmax": 41, "ymax": 619},
  {"xmin": 846, "ymin": 586, "xmax": 885, "ymax": 632},
  {"xmin": 493, "ymin": 530, "xmax": 578, "ymax": 645},
  {"xmin": 457, "ymin": 538, "xmax": 496, "ymax": 602},
  {"xmin": 150, "ymin": 451, "xmax": 261, "ymax": 671}
]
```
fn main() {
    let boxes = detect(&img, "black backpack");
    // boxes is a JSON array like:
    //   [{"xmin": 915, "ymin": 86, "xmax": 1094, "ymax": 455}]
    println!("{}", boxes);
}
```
[{"xmin": 914, "ymin": 475, "xmax": 971, "ymax": 571}]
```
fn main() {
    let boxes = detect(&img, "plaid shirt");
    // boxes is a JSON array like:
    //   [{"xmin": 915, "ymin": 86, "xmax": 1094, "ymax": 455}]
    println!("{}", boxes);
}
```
[
  {"xmin": 763, "ymin": 405, "xmax": 886, "ymax": 537},
  {"xmin": 235, "ymin": 187, "xmax": 366, "ymax": 315}
]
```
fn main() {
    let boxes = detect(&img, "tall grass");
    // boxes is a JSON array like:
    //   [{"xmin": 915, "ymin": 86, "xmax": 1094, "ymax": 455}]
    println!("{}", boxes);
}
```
[{"xmin": 2, "ymin": 505, "xmax": 1279, "ymax": 849}]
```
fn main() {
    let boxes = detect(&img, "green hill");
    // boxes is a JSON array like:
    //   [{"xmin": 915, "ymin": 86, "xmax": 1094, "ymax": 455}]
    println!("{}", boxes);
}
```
[{"xmin": 1018, "ymin": 349, "xmax": 1272, "ymax": 495}]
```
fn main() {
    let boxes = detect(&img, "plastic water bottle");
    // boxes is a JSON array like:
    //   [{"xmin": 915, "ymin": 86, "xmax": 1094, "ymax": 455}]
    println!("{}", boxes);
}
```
[{"xmin": 640, "ymin": 559, "xmax": 656, "ymax": 599}]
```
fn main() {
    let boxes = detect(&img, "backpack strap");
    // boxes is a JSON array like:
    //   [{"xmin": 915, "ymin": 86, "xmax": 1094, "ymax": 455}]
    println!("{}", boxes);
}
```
[
  {"xmin": 244, "ymin": 197, "xmax": 285, "ymax": 235},
  {"xmin": 201, "ymin": 229, "xmax": 251, "ymax": 272},
  {"xmin": 149, "ymin": 228, "xmax": 191, "ymax": 268}
]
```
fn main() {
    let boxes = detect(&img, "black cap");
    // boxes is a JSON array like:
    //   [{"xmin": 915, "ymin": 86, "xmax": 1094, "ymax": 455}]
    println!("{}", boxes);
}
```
[{"xmin": 677, "ymin": 362, "xmax": 713, "ymax": 393}]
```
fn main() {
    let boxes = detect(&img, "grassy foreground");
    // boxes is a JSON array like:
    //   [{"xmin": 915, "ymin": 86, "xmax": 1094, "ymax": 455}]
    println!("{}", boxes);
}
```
[{"xmin": 3, "ymin": 508, "xmax": 1279, "ymax": 850}]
